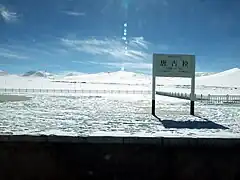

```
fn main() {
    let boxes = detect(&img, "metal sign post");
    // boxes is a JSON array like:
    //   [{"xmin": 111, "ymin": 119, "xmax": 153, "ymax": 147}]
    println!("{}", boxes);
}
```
[
  {"xmin": 152, "ymin": 53, "xmax": 196, "ymax": 116},
  {"xmin": 152, "ymin": 69, "xmax": 156, "ymax": 116},
  {"xmin": 190, "ymin": 63, "xmax": 196, "ymax": 115}
]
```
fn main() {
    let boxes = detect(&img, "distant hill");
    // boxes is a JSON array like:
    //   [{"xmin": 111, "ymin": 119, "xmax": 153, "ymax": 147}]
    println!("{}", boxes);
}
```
[
  {"xmin": 195, "ymin": 72, "xmax": 216, "ymax": 77},
  {"xmin": 0, "ymin": 68, "xmax": 240, "ymax": 89},
  {"xmin": 196, "ymin": 68, "xmax": 240, "ymax": 87},
  {"xmin": 65, "ymin": 72, "xmax": 85, "ymax": 76},
  {"xmin": 0, "ymin": 70, "xmax": 8, "ymax": 76},
  {"xmin": 22, "ymin": 71, "xmax": 53, "ymax": 77},
  {"xmin": 61, "ymin": 68, "xmax": 240, "ymax": 87},
  {"xmin": 62, "ymin": 70, "xmax": 150, "ymax": 85}
]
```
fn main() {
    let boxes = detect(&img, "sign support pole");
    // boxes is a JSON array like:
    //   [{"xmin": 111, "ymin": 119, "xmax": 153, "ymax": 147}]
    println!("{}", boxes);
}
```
[
  {"xmin": 190, "ymin": 85, "xmax": 195, "ymax": 116},
  {"xmin": 190, "ymin": 57, "xmax": 196, "ymax": 116},
  {"xmin": 152, "ymin": 69, "xmax": 156, "ymax": 116}
]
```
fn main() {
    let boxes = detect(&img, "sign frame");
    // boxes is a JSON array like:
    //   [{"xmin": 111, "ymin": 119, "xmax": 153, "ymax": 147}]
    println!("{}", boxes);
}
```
[{"xmin": 152, "ymin": 53, "xmax": 196, "ymax": 116}]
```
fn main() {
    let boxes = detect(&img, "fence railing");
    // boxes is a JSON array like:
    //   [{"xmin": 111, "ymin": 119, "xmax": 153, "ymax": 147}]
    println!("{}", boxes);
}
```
[
  {"xmin": 156, "ymin": 91, "xmax": 240, "ymax": 104},
  {"xmin": 0, "ymin": 88, "xmax": 151, "ymax": 95},
  {"xmin": 1, "ymin": 88, "xmax": 240, "ymax": 104},
  {"xmin": 206, "ymin": 94, "xmax": 240, "ymax": 104}
]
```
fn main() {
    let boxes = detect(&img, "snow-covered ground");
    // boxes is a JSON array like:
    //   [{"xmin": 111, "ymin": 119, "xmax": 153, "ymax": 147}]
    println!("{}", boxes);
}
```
[{"xmin": 0, "ymin": 68, "xmax": 239, "ymax": 137}]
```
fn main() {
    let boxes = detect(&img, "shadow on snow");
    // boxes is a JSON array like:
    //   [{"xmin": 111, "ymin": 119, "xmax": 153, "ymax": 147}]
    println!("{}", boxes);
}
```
[{"xmin": 153, "ymin": 115, "xmax": 228, "ymax": 130}]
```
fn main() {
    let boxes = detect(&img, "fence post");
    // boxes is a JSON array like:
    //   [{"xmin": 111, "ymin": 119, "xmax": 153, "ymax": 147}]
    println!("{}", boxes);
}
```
[
  {"xmin": 208, "ymin": 94, "xmax": 211, "ymax": 104},
  {"xmin": 226, "ymin": 94, "xmax": 229, "ymax": 103}
]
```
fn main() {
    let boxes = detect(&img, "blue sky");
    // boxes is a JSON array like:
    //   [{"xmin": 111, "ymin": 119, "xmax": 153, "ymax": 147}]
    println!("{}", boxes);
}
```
[{"xmin": 0, "ymin": 0, "xmax": 240, "ymax": 74}]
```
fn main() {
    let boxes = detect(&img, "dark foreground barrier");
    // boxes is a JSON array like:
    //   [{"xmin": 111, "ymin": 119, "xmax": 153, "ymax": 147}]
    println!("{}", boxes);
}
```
[{"xmin": 0, "ymin": 135, "xmax": 240, "ymax": 180}]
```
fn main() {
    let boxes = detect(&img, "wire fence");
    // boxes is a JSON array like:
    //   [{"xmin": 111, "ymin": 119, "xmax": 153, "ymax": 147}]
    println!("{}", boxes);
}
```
[
  {"xmin": 156, "ymin": 91, "xmax": 240, "ymax": 104},
  {"xmin": 1, "ymin": 88, "xmax": 240, "ymax": 104},
  {"xmin": 0, "ymin": 88, "xmax": 151, "ymax": 95}
]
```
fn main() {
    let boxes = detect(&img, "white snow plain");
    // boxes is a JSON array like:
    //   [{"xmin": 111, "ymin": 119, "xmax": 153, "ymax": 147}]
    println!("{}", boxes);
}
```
[{"xmin": 0, "ymin": 68, "xmax": 240, "ymax": 138}]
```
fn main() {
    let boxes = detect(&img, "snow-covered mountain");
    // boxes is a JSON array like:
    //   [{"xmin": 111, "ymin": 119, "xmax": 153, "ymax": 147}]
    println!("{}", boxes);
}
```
[
  {"xmin": 0, "ymin": 68, "xmax": 239, "ymax": 90},
  {"xmin": 62, "ymin": 70, "xmax": 150, "ymax": 85},
  {"xmin": 154, "ymin": 68, "xmax": 240, "ymax": 87},
  {"xmin": 16, "ymin": 70, "xmax": 224, "ymax": 80},
  {"xmin": 52, "ymin": 68, "xmax": 240, "ymax": 87},
  {"xmin": 196, "ymin": 68, "xmax": 240, "ymax": 87},
  {"xmin": 64, "ymin": 72, "xmax": 85, "ymax": 76},
  {"xmin": 0, "ymin": 70, "xmax": 8, "ymax": 76},
  {"xmin": 195, "ymin": 72, "xmax": 216, "ymax": 77},
  {"xmin": 22, "ymin": 71, "xmax": 53, "ymax": 77}
]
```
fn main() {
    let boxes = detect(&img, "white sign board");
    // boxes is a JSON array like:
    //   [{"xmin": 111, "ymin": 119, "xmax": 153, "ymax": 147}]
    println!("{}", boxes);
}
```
[
  {"xmin": 153, "ymin": 54, "xmax": 195, "ymax": 78},
  {"xmin": 152, "ymin": 53, "xmax": 196, "ymax": 116}
]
